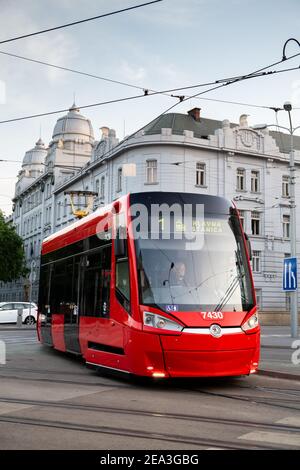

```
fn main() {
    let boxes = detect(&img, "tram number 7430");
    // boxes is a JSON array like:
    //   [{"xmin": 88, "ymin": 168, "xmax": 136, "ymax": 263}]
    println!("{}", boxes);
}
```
[{"xmin": 201, "ymin": 311, "xmax": 224, "ymax": 320}]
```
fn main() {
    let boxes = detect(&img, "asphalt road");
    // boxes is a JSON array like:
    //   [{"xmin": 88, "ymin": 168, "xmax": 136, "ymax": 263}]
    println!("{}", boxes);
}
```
[{"xmin": 0, "ymin": 329, "xmax": 299, "ymax": 450}]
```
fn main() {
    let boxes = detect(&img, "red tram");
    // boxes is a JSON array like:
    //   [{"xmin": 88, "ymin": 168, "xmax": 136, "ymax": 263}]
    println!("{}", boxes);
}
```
[{"xmin": 37, "ymin": 192, "xmax": 260, "ymax": 378}]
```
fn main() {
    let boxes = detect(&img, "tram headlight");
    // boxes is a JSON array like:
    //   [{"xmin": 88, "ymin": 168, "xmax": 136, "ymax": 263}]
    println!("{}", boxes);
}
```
[
  {"xmin": 241, "ymin": 313, "xmax": 259, "ymax": 332},
  {"xmin": 143, "ymin": 312, "xmax": 183, "ymax": 332}
]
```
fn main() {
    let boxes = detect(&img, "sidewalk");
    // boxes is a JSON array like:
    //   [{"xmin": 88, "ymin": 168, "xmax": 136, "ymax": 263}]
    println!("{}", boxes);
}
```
[{"xmin": 259, "ymin": 326, "xmax": 300, "ymax": 380}]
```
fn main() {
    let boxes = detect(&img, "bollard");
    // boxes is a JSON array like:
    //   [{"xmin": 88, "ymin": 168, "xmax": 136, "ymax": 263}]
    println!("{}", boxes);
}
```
[{"xmin": 17, "ymin": 308, "xmax": 23, "ymax": 328}]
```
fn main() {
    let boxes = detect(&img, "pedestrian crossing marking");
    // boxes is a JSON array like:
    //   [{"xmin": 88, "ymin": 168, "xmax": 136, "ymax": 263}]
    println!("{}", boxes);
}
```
[
  {"xmin": 276, "ymin": 417, "xmax": 300, "ymax": 427},
  {"xmin": 238, "ymin": 431, "xmax": 300, "ymax": 447},
  {"xmin": 0, "ymin": 336, "xmax": 37, "ymax": 344},
  {"xmin": 0, "ymin": 402, "xmax": 33, "ymax": 416}
]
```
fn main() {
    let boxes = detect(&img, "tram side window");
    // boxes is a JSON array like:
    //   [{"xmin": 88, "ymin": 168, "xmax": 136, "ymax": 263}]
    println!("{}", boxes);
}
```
[
  {"xmin": 38, "ymin": 264, "xmax": 51, "ymax": 316},
  {"xmin": 80, "ymin": 253, "xmax": 101, "ymax": 317},
  {"xmin": 80, "ymin": 248, "xmax": 111, "ymax": 317},
  {"xmin": 50, "ymin": 261, "xmax": 68, "ymax": 314},
  {"xmin": 116, "ymin": 258, "xmax": 130, "ymax": 312},
  {"xmin": 62, "ymin": 259, "xmax": 78, "ymax": 324}
]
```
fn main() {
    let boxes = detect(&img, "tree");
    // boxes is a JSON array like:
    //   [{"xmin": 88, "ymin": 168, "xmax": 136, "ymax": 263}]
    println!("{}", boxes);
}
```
[{"xmin": 0, "ymin": 211, "xmax": 28, "ymax": 283}]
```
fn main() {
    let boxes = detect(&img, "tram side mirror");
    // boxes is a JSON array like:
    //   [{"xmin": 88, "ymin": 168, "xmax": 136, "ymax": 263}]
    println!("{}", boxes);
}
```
[
  {"xmin": 244, "ymin": 233, "xmax": 252, "ymax": 261},
  {"xmin": 114, "ymin": 227, "xmax": 127, "ymax": 258}
]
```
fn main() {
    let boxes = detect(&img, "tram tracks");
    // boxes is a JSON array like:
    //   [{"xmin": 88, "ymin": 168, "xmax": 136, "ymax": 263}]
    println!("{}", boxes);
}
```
[
  {"xmin": 1, "ymin": 364, "xmax": 300, "ymax": 411},
  {"xmin": 0, "ymin": 396, "xmax": 299, "ymax": 435},
  {"xmin": 1, "ymin": 368, "xmax": 300, "ymax": 408},
  {"xmin": 0, "ymin": 373, "xmax": 299, "ymax": 448},
  {"xmin": 0, "ymin": 372, "xmax": 130, "ymax": 388},
  {"xmin": 185, "ymin": 387, "xmax": 300, "ymax": 412},
  {"xmin": 0, "ymin": 409, "xmax": 295, "ymax": 450}
]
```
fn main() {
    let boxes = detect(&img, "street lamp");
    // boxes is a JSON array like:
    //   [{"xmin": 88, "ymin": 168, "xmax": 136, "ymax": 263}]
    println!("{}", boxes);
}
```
[{"xmin": 254, "ymin": 104, "xmax": 300, "ymax": 338}]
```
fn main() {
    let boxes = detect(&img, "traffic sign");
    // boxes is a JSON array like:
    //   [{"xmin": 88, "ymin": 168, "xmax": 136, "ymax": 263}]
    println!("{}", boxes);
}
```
[{"xmin": 283, "ymin": 257, "xmax": 298, "ymax": 291}]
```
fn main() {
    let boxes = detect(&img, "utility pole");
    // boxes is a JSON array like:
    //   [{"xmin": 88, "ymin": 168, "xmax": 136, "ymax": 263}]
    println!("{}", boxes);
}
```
[
  {"xmin": 284, "ymin": 102, "xmax": 298, "ymax": 338},
  {"xmin": 254, "ymin": 104, "xmax": 300, "ymax": 338}
]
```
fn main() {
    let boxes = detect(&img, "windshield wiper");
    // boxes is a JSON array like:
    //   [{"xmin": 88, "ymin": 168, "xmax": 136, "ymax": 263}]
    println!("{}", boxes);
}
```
[
  {"xmin": 162, "ymin": 262, "xmax": 175, "ymax": 304},
  {"xmin": 214, "ymin": 273, "xmax": 244, "ymax": 312}
]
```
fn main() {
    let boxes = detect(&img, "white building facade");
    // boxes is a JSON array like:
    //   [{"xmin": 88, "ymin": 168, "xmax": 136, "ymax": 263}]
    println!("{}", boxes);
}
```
[{"xmin": 1, "ymin": 105, "xmax": 300, "ymax": 324}]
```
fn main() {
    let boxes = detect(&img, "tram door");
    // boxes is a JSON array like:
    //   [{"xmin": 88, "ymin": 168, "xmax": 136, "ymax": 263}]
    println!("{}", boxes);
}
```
[
  {"xmin": 39, "ymin": 264, "xmax": 53, "ymax": 346},
  {"xmin": 63, "ymin": 258, "xmax": 81, "ymax": 354},
  {"xmin": 63, "ymin": 244, "xmax": 112, "ymax": 353}
]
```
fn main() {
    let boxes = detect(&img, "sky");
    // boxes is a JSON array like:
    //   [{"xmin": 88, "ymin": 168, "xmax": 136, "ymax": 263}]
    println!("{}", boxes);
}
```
[{"xmin": 0, "ymin": 0, "xmax": 300, "ymax": 215}]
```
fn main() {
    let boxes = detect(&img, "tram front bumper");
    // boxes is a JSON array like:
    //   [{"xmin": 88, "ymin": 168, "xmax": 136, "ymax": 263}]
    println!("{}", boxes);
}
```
[{"xmin": 160, "ymin": 328, "xmax": 260, "ymax": 378}]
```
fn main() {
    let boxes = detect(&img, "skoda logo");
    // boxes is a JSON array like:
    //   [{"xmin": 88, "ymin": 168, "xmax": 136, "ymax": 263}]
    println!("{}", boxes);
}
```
[{"xmin": 210, "ymin": 324, "xmax": 222, "ymax": 338}]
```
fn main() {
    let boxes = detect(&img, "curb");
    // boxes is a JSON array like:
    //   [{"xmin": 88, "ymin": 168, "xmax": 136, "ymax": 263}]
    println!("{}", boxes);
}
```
[{"xmin": 258, "ymin": 369, "xmax": 300, "ymax": 381}]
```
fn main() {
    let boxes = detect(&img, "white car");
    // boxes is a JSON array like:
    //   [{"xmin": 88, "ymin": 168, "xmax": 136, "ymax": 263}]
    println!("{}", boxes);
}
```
[{"xmin": 0, "ymin": 302, "xmax": 37, "ymax": 325}]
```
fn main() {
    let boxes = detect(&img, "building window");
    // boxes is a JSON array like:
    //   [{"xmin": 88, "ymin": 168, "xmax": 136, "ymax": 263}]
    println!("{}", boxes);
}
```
[
  {"xmin": 63, "ymin": 198, "xmax": 67, "ymax": 217},
  {"xmin": 57, "ymin": 202, "xmax": 61, "ymax": 220},
  {"xmin": 237, "ymin": 168, "xmax": 246, "ymax": 191},
  {"xmin": 146, "ymin": 160, "xmax": 158, "ymax": 184},
  {"xmin": 282, "ymin": 175, "xmax": 290, "ymax": 197},
  {"xmin": 238, "ymin": 210, "xmax": 245, "ymax": 230},
  {"xmin": 252, "ymin": 251, "xmax": 261, "ymax": 273},
  {"xmin": 196, "ymin": 162, "xmax": 206, "ymax": 187},
  {"xmin": 283, "ymin": 215, "xmax": 290, "ymax": 238},
  {"xmin": 251, "ymin": 170, "xmax": 260, "ymax": 193},
  {"xmin": 95, "ymin": 179, "xmax": 100, "ymax": 196},
  {"xmin": 117, "ymin": 167, "xmax": 122, "ymax": 192},
  {"xmin": 100, "ymin": 176, "xmax": 105, "ymax": 199},
  {"xmin": 251, "ymin": 211, "xmax": 260, "ymax": 235}
]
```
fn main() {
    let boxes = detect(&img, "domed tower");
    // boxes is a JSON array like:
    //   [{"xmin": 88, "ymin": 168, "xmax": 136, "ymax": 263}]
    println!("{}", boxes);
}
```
[
  {"xmin": 50, "ymin": 102, "xmax": 94, "ymax": 151},
  {"xmin": 16, "ymin": 138, "xmax": 47, "ymax": 194},
  {"xmin": 22, "ymin": 138, "xmax": 47, "ymax": 173},
  {"xmin": 46, "ymin": 103, "xmax": 95, "ymax": 178}
]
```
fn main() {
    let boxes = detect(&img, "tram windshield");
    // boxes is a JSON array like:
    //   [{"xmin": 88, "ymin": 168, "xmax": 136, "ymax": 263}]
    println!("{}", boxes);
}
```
[{"xmin": 131, "ymin": 194, "xmax": 254, "ymax": 313}]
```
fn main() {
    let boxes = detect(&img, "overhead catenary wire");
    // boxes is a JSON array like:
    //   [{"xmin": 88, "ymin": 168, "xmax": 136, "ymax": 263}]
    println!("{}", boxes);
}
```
[
  {"xmin": 0, "ymin": 1, "xmax": 163, "ymax": 45},
  {"xmin": 1, "ymin": 49, "xmax": 299, "ymax": 110},
  {"xmin": 83, "ymin": 46, "xmax": 300, "ymax": 168},
  {"xmin": 0, "ymin": 49, "xmax": 278, "ymax": 105},
  {"xmin": 0, "ymin": 50, "xmax": 148, "ymax": 93},
  {"xmin": 0, "ymin": 63, "xmax": 299, "ymax": 125},
  {"xmin": 0, "ymin": 40, "xmax": 299, "ymax": 196}
]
